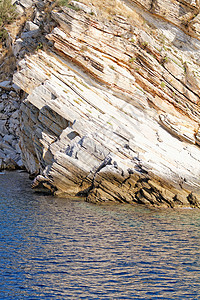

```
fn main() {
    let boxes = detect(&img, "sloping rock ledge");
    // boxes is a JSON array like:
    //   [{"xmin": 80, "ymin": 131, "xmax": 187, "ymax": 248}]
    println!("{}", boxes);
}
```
[{"xmin": 11, "ymin": 2, "xmax": 200, "ymax": 208}]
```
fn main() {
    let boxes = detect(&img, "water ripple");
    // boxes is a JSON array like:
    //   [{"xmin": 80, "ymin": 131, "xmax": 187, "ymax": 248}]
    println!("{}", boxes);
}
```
[{"xmin": 0, "ymin": 172, "xmax": 200, "ymax": 299}]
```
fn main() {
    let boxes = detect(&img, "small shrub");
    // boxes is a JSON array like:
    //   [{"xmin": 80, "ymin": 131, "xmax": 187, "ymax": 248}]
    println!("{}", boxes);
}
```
[
  {"xmin": 0, "ymin": 28, "xmax": 7, "ymax": 41},
  {"xmin": 0, "ymin": 0, "xmax": 17, "ymax": 42},
  {"xmin": 0, "ymin": 0, "xmax": 17, "ymax": 24}
]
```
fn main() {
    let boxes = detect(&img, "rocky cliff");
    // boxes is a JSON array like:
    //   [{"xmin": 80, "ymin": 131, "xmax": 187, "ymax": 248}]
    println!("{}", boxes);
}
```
[{"xmin": 1, "ymin": 0, "xmax": 200, "ymax": 208}]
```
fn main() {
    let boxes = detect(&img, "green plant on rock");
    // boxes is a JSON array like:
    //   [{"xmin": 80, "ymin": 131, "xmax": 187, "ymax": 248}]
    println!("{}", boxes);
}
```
[
  {"xmin": 142, "ymin": 41, "xmax": 148, "ymax": 47},
  {"xmin": 80, "ymin": 45, "xmax": 88, "ymax": 52},
  {"xmin": 0, "ymin": 0, "xmax": 17, "ymax": 42},
  {"xmin": 56, "ymin": 0, "xmax": 69, "ymax": 6},
  {"xmin": 129, "ymin": 57, "xmax": 136, "ymax": 63},
  {"xmin": 159, "ymin": 33, "xmax": 166, "ymax": 45},
  {"xmin": 56, "ymin": 0, "xmax": 80, "ymax": 11},
  {"xmin": 36, "ymin": 42, "xmax": 43, "ymax": 51},
  {"xmin": 0, "ymin": 0, "xmax": 17, "ymax": 24},
  {"xmin": 0, "ymin": 28, "xmax": 7, "ymax": 41},
  {"xmin": 160, "ymin": 81, "xmax": 166, "ymax": 88},
  {"xmin": 163, "ymin": 56, "xmax": 169, "ymax": 63}
]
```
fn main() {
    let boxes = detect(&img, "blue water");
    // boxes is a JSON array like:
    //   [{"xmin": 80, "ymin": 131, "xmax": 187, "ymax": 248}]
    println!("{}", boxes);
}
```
[{"xmin": 0, "ymin": 171, "xmax": 200, "ymax": 299}]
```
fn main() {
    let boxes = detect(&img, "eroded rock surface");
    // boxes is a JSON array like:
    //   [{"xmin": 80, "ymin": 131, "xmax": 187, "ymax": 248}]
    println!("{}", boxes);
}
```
[
  {"xmin": 2, "ymin": 0, "xmax": 200, "ymax": 207},
  {"xmin": 0, "ymin": 82, "xmax": 23, "ymax": 170},
  {"xmin": 130, "ymin": 0, "xmax": 200, "ymax": 40}
]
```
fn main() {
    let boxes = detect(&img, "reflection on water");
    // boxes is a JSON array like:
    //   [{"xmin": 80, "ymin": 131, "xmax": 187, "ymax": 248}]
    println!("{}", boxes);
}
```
[{"xmin": 0, "ymin": 172, "xmax": 200, "ymax": 299}]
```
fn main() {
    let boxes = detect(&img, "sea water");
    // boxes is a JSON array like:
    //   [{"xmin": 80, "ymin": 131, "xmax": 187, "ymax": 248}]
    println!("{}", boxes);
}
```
[{"xmin": 0, "ymin": 171, "xmax": 200, "ymax": 299}]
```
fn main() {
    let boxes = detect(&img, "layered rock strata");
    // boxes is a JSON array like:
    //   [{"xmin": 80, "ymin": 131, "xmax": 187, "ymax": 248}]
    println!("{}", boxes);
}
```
[
  {"xmin": 0, "ymin": 81, "xmax": 23, "ymax": 170},
  {"xmin": 130, "ymin": 0, "xmax": 200, "ymax": 40},
  {"xmin": 0, "ymin": 0, "xmax": 48, "ymax": 169},
  {"xmin": 10, "ymin": 2, "xmax": 200, "ymax": 208},
  {"xmin": 2, "ymin": 0, "xmax": 200, "ymax": 207}
]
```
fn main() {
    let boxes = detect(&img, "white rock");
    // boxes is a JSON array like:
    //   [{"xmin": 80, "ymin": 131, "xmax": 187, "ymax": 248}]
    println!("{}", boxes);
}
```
[
  {"xmin": 25, "ymin": 21, "xmax": 39, "ymax": 31},
  {"xmin": 15, "ymin": 4, "xmax": 25, "ymax": 15},
  {"xmin": 0, "ymin": 81, "xmax": 11, "ymax": 89},
  {"xmin": 19, "ymin": 0, "xmax": 33, "ymax": 9},
  {"xmin": 70, "ymin": 1, "xmax": 97, "ymax": 15},
  {"xmin": 12, "ymin": 38, "xmax": 23, "ymax": 56}
]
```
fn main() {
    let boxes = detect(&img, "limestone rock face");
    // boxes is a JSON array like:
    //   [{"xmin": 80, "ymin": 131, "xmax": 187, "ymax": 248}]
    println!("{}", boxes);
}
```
[
  {"xmin": 7, "ymin": 0, "xmax": 200, "ymax": 207},
  {"xmin": 131, "ymin": 0, "xmax": 200, "ymax": 40}
]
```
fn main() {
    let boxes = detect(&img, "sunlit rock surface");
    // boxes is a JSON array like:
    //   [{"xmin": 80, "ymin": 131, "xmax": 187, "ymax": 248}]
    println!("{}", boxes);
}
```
[{"xmin": 9, "ymin": 0, "xmax": 200, "ymax": 207}]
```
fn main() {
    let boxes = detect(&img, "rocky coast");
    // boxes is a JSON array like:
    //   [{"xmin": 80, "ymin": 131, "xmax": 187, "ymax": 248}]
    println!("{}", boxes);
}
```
[{"xmin": 1, "ymin": 0, "xmax": 200, "ymax": 208}]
